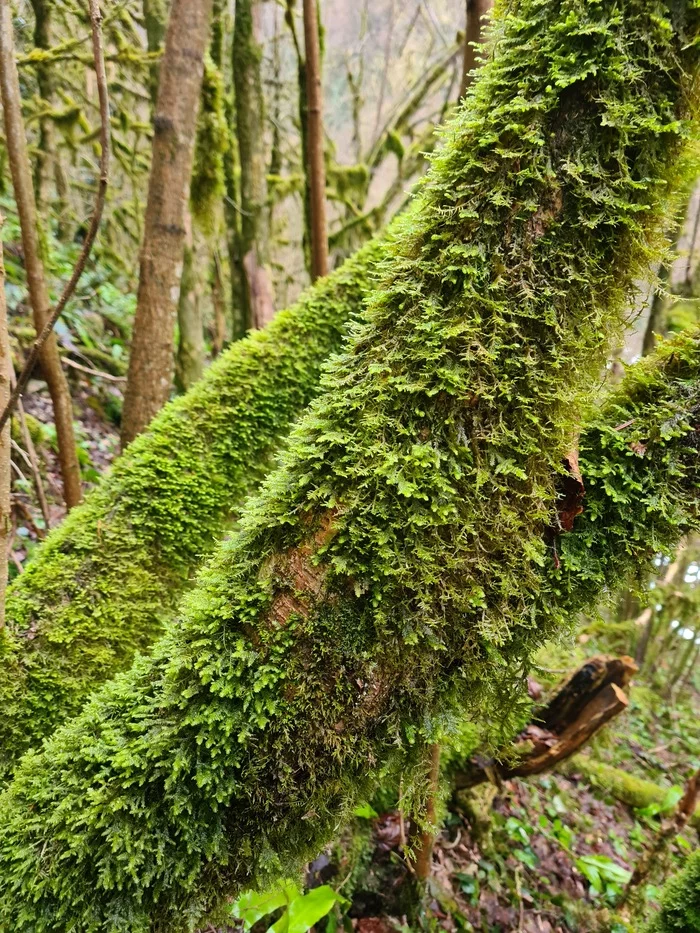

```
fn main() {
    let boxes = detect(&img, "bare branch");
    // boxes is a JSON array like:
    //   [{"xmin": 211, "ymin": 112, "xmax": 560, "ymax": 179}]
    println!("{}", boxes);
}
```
[{"xmin": 0, "ymin": 0, "xmax": 110, "ymax": 437}]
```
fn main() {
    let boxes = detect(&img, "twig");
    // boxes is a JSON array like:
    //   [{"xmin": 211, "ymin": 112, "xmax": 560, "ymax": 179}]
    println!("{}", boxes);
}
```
[
  {"xmin": 62, "ymin": 356, "xmax": 127, "ymax": 383},
  {"xmin": 9, "ymin": 365, "xmax": 51, "ymax": 531},
  {"xmin": 0, "ymin": 0, "xmax": 110, "ymax": 435}
]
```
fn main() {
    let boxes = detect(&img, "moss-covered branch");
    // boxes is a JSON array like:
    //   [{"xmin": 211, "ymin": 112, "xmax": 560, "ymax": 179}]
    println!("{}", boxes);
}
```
[
  {"xmin": 0, "ymin": 236, "xmax": 383, "ymax": 781},
  {"xmin": 560, "ymin": 755, "xmax": 700, "ymax": 831},
  {"xmin": 0, "ymin": 0, "xmax": 698, "ymax": 927}
]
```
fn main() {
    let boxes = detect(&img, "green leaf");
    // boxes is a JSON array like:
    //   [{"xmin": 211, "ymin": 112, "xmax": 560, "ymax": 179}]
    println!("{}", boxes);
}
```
[
  {"xmin": 270, "ymin": 886, "xmax": 347, "ymax": 933},
  {"xmin": 353, "ymin": 802, "xmax": 379, "ymax": 819},
  {"xmin": 231, "ymin": 881, "xmax": 300, "ymax": 929}
]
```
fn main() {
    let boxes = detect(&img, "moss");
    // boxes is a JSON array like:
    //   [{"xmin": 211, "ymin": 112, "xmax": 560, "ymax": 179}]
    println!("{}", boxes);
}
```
[
  {"xmin": 1, "ymin": 0, "xmax": 699, "ymax": 927},
  {"xmin": 190, "ymin": 55, "xmax": 228, "ymax": 231},
  {"xmin": 645, "ymin": 850, "xmax": 700, "ymax": 932},
  {"xmin": 561, "ymin": 755, "xmax": 700, "ymax": 830},
  {"xmin": 0, "ymin": 235, "xmax": 384, "ymax": 782}
]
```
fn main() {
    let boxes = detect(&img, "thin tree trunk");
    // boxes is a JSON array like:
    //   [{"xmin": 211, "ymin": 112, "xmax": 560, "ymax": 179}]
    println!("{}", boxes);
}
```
[
  {"xmin": 413, "ymin": 743, "xmax": 442, "ymax": 883},
  {"xmin": 460, "ymin": 0, "xmax": 492, "ymax": 98},
  {"xmin": 285, "ymin": 0, "xmax": 312, "ymax": 273},
  {"xmin": 121, "ymin": 0, "xmax": 214, "ymax": 447},
  {"xmin": 302, "ymin": 0, "xmax": 328, "ymax": 281},
  {"xmin": 233, "ymin": 0, "xmax": 275, "ymax": 330},
  {"xmin": 0, "ymin": 216, "xmax": 10, "ymax": 628},
  {"xmin": 0, "ymin": 0, "xmax": 82, "ymax": 509},
  {"xmin": 142, "ymin": 0, "xmax": 168, "ymax": 104},
  {"xmin": 175, "ymin": 215, "xmax": 204, "ymax": 391}
]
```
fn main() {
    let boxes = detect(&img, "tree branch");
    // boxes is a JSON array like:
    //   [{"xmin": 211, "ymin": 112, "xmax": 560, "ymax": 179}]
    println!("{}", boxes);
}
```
[{"xmin": 0, "ymin": 0, "xmax": 110, "ymax": 437}]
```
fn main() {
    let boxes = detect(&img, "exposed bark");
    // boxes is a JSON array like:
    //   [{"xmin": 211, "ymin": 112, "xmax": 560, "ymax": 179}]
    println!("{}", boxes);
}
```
[
  {"xmin": 121, "ymin": 0, "xmax": 214, "ymax": 447},
  {"xmin": 0, "ymin": 217, "xmax": 10, "ymax": 628},
  {"xmin": 460, "ymin": 0, "xmax": 492, "ymax": 98},
  {"xmin": 302, "ymin": 0, "xmax": 328, "ymax": 281},
  {"xmin": 453, "ymin": 656, "xmax": 638, "ymax": 788},
  {"xmin": 0, "ymin": 0, "xmax": 82, "ymax": 509},
  {"xmin": 233, "ymin": 0, "xmax": 275, "ymax": 330},
  {"xmin": 412, "ymin": 743, "xmax": 442, "ymax": 882}
]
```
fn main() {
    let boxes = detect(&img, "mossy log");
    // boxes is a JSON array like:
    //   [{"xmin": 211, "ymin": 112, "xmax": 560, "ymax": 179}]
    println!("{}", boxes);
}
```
[
  {"xmin": 560, "ymin": 756, "xmax": 700, "ymax": 832},
  {"xmin": 1, "ymin": 0, "xmax": 699, "ymax": 927},
  {"xmin": 453, "ymin": 655, "xmax": 638, "ymax": 787}
]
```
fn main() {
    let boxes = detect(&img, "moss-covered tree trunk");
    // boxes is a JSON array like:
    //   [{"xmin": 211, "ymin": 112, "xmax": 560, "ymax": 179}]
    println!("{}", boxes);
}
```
[
  {"xmin": 30, "ymin": 0, "xmax": 69, "ymax": 234},
  {"xmin": 0, "ymin": 236, "xmax": 382, "ymax": 782},
  {"xmin": 121, "ymin": 0, "xmax": 213, "ymax": 446},
  {"xmin": 175, "ymin": 215, "xmax": 205, "ymax": 390},
  {"xmin": 233, "ymin": 0, "xmax": 275, "ymax": 330},
  {"xmin": 142, "ymin": 0, "xmax": 168, "ymax": 103},
  {"xmin": 0, "ymin": 1, "xmax": 699, "ymax": 927}
]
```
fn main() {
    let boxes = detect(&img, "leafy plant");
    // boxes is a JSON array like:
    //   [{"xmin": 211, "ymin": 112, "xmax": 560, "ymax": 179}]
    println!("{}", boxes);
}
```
[
  {"xmin": 231, "ymin": 881, "xmax": 348, "ymax": 933},
  {"xmin": 574, "ymin": 854, "xmax": 632, "ymax": 901}
]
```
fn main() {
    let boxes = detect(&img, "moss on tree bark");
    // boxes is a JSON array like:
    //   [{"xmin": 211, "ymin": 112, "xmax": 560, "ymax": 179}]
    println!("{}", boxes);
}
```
[{"xmin": 1, "ymin": 0, "xmax": 699, "ymax": 927}]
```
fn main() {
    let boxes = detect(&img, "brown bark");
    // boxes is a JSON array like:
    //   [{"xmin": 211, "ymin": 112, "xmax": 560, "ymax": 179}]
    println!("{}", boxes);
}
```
[
  {"xmin": 453, "ymin": 655, "xmax": 638, "ymax": 788},
  {"xmin": 233, "ymin": 0, "xmax": 275, "ymax": 330},
  {"xmin": 121, "ymin": 0, "xmax": 214, "ymax": 447},
  {"xmin": 302, "ymin": 0, "xmax": 328, "ymax": 281},
  {"xmin": 460, "ymin": 0, "xmax": 492, "ymax": 98},
  {"xmin": 0, "ymin": 0, "xmax": 82, "ymax": 509},
  {"xmin": 0, "ymin": 216, "xmax": 10, "ymax": 628},
  {"xmin": 413, "ymin": 743, "xmax": 442, "ymax": 882}
]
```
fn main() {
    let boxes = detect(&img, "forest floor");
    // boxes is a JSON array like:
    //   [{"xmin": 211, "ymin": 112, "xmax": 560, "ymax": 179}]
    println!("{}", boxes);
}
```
[{"xmin": 301, "ymin": 682, "xmax": 700, "ymax": 933}]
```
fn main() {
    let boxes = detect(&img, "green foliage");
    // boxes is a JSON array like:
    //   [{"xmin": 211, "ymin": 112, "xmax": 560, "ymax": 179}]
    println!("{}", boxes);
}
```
[
  {"xmin": 231, "ymin": 881, "xmax": 347, "ymax": 932},
  {"xmin": 0, "ymin": 236, "xmax": 383, "ymax": 782},
  {"xmin": 1, "ymin": 0, "xmax": 700, "ymax": 929},
  {"xmin": 645, "ymin": 849, "xmax": 700, "ymax": 932}
]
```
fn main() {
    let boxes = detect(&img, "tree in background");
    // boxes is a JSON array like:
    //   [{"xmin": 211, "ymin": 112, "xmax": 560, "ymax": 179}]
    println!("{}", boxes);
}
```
[
  {"xmin": 0, "ymin": 0, "xmax": 82, "ymax": 508},
  {"xmin": 234, "ymin": 0, "xmax": 275, "ymax": 330},
  {"xmin": 303, "ymin": 0, "xmax": 329, "ymax": 280},
  {"xmin": 121, "ymin": 0, "xmax": 214, "ymax": 446}
]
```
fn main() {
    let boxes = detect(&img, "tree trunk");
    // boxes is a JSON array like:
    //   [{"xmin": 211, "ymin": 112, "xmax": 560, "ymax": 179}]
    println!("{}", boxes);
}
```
[
  {"xmin": 0, "ymin": 216, "xmax": 10, "ymax": 628},
  {"xmin": 460, "ymin": 0, "xmax": 492, "ymax": 97},
  {"xmin": 0, "ymin": 2, "xmax": 698, "ymax": 924},
  {"xmin": 121, "ymin": 0, "xmax": 214, "ymax": 447},
  {"xmin": 233, "ymin": 0, "xmax": 275, "ymax": 330},
  {"xmin": 142, "ymin": 0, "xmax": 168, "ymax": 103},
  {"xmin": 175, "ymin": 215, "xmax": 204, "ymax": 391},
  {"xmin": 0, "ymin": 0, "xmax": 82, "ymax": 509},
  {"xmin": 302, "ymin": 0, "xmax": 328, "ymax": 281}
]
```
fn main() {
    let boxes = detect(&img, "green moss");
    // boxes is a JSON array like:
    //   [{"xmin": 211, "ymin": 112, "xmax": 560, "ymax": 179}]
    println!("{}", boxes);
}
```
[
  {"xmin": 645, "ymin": 850, "xmax": 700, "ymax": 932},
  {"xmin": 190, "ymin": 55, "xmax": 228, "ymax": 230},
  {"xmin": 561, "ymin": 755, "xmax": 700, "ymax": 829},
  {"xmin": 1, "ymin": 0, "xmax": 699, "ymax": 927},
  {"xmin": 0, "ymin": 235, "xmax": 384, "ymax": 782}
]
